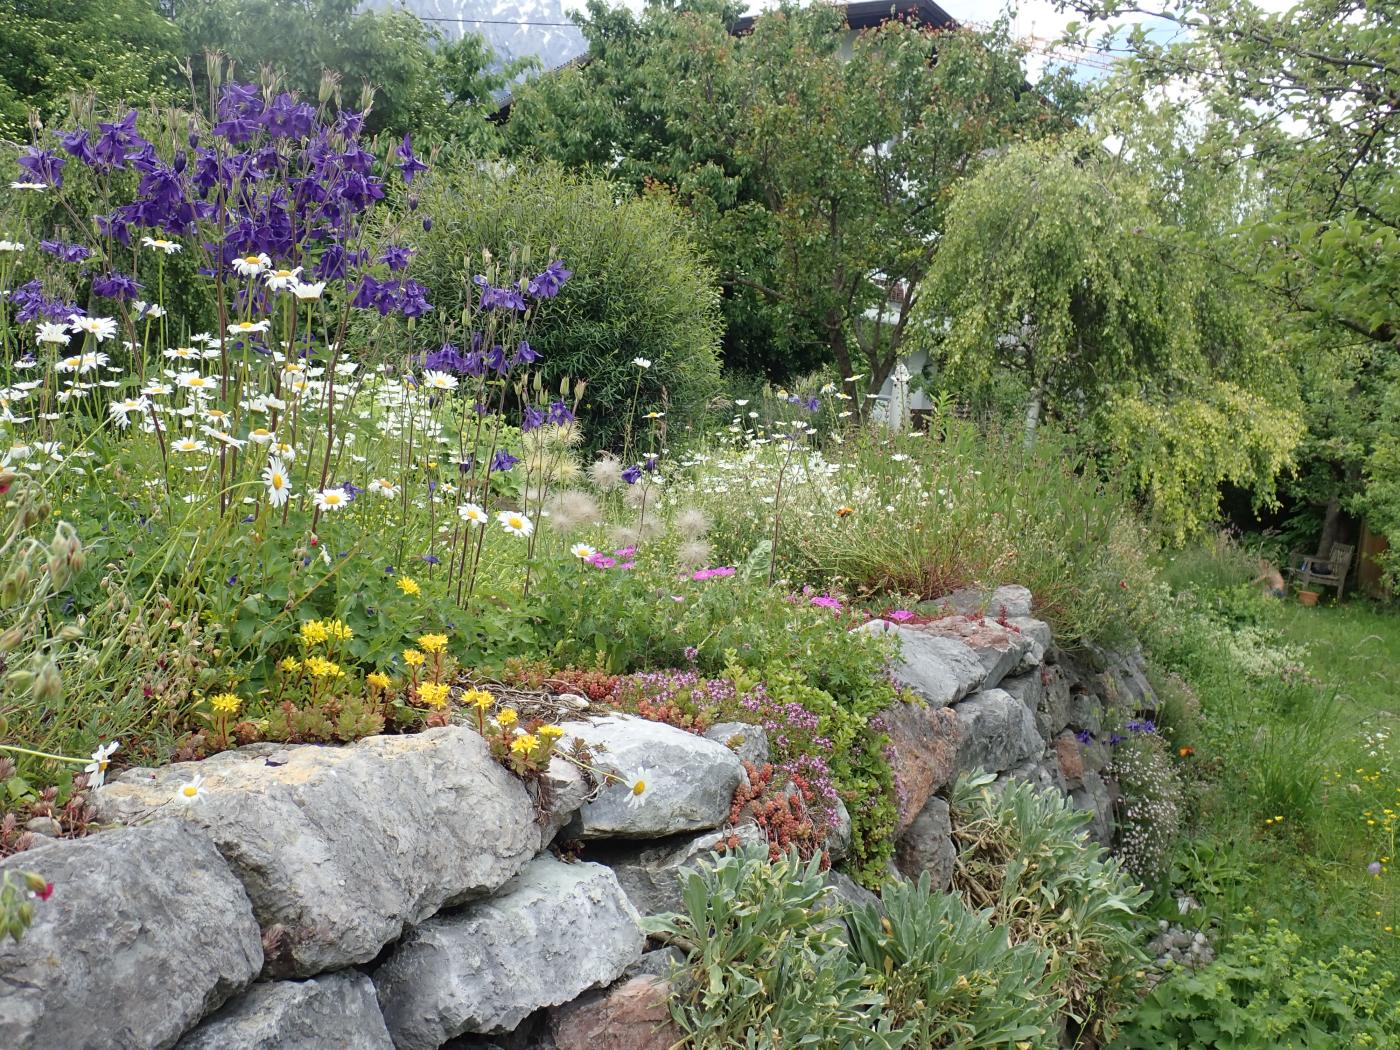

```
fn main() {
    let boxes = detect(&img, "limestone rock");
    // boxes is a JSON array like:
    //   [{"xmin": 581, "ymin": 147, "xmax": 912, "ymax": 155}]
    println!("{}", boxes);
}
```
[
  {"xmin": 894, "ymin": 796, "xmax": 955, "ymax": 891},
  {"xmin": 538, "ymin": 758, "xmax": 591, "ymax": 847},
  {"xmin": 860, "ymin": 621, "xmax": 985, "ymax": 706},
  {"xmin": 1007, "ymin": 617, "xmax": 1052, "ymax": 672},
  {"xmin": 1066, "ymin": 688, "xmax": 1104, "ymax": 735},
  {"xmin": 562, "ymin": 715, "xmax": 744, "ymax": 839},
  {"xmin": 912, "ymin": 615, "xmax": 1032, "ymax": 691},
  {"xmin": 0, "ymin": 822, "xmax": 262, "ymax": 1050},
  {"xmin": 702, "ymin": 722, "xmax": 769, "ymax": 767},
  {"xmin": 549, "ymin": 977, "xmax": 681, "ymax": 1050},
  {"xmin": 374, "ymin": 856, "xmax": 644, "ymax": 1049},
  {"xmin": 822, "ymin": 868, "xmax": 880, "ymax": 912},
  {"xmin": 930, "ymin": 583, "xmax": 1034, "ymax": 619},
  {"xmin": 953, "ymin": 689, "xmax": 1044, "ymax": 776},
  {"xmin": 1071, "ymin": 770, "xmax": 1113, "ymax": 845},
  {"xmin": 601, "ymin": 825, "xmax": 765, "ymax": 917},
  {"xmin": 1055, "ymin": 733, "xmax": 1086, "ymax": 786},
  {"xmin": 623, "ymin": 948, "xmax": 685, "ymax": 981},
  {"xmin": 826, "ymin": 796, "xmax": 853, "ymax": 862},
  {"xmin": 175, "ymin": 973, "xmax": 392, "ymax": 1050},
  {"xmin": 881, "ymin": 700, "xmax": 962, "ymax": 833},
  {"xmin": 93, "ymin": 727, "xmax": 539, "ymax": 977}
]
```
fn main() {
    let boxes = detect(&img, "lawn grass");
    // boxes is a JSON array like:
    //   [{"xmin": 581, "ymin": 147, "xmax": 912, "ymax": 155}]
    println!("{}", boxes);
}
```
[{"xmin": 1145, "ymin": 553, "xmax": 1400, "ymax": 964}]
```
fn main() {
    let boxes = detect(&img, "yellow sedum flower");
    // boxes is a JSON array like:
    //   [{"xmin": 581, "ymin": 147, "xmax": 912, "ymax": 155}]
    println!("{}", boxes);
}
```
[
  {"xmin": 299, "ymin": 620, "xmax": 329, "ymax": 647},
  {"xmin": 366, "ymin": 671, "xmax": 391, "ymax": 690},
  {"xmin": 324, "ymin": 619, "xmax": 353, "ymax": 642},
  {"xmin": 279, "ymin": 656, "xmax": 301, "ymax": 673},
  {"xmin": 416, "ymin": 633, "xmax": 448, "ymax": 654},
  {"xmin": 306, "ymin": 656, "xmax": 343, "ymax": 679},
  {"xmin": 418, "ymin": 681, "xmax": 450, "ymax": 708},
  {"xmin": 208, "ymin": 692, "xmax": 242, "ymax": 715},
  {"xmin": 510, "ymin": 733, "xmax": 539, "ymax": 755},
  {"xmin": 463, "ymin": 687, "xmax": 493, "ymax": 710},
  {"xmin": 496, "ymin": 708, "xmax": 518, "ymax": 727},
  {"xmin": 402, "ymin": 649, "xmax": 425, "ymax": 668},
  {"xmin": 538, "ymin": 725, "xmax": 564, "ymax": 742},
  {"xmin": 396, "ymin": 575, "xmax": 421, "ymax": 596}
]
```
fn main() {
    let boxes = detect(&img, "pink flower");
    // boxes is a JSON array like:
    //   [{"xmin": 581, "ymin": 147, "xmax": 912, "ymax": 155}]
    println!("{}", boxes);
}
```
[
  {"xmin": 887, "ymin": 609, "xmax": 914, "ymax": 622},
  {"xmin": 811, "ymin": 595, "xmax": 842, "ymax": 611},
  {"xmin": 587, "ymin": 553, "xmax": 617, "ymax": 569},
  {"xmin": 614, "ymin": 545, "xmax": 636, "ymax": 558}
]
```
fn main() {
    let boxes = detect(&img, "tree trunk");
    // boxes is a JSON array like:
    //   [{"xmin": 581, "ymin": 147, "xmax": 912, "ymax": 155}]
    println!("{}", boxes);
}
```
[
  {"xmin": 1023, "ymin": 378, "xmax": 1045, "ymax": 449},
  {"xmin": 1316, "ymin": 496, "xmax": 1342, "ymax": 557}
]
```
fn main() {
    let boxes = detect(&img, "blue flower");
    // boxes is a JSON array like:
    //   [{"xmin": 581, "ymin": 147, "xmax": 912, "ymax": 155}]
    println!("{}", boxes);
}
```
[
  {"xmin": 521, "ymin": 406, "xmax": 546, "ymax": 432},
  {"xmin": 378, "ymin": 244, "xmax": 414, "ymax": 272},
  {"xmin": 527, "ymin": 259, "xmax": 572, "ymax": 299},
  {"xmin": 490, "ymin": 450, "xmax": 519, "ymax": 472},
  {"xmin": 92, "ymin": 272, "xmax": 140, "ymax": 302},
  {"xmin": 621, "ymin": 465, "xmax": 643, "ymax": 485},
  {"xmin": 18, "ymin": 146, "xmax": 66, "ymax": 187},
  {"xmin": 396, "ymin": 135, "xmax": 429, "ymax": 184}
]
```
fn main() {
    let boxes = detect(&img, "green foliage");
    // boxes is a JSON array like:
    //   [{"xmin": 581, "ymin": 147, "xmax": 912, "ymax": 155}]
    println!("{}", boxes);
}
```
[
  {"xmin": 644, "ymin": 846, "xmax": 903, "ymax": 1050},
  {"xmin": 920, "ymin": 134, "xmax": 1300, "ymax": 540},
  {"xmin": 406, "ymin": 162, "xmax": 723, "ymax": 448},
  {"xmin": 507, "ymin": 1, "xmax": 1079, "ymax": 385},
  {"xmin": 950, "ymin": 772, "xmax": 1148, "ymax": 1042},
  {"xmin": 171, "ymin": 0, "xmax": 520, "ymax": 143},
  {"xmin": 847, "ymin": 875, "xmax": 1062, "ymax": 1048},
  {"xmin": 1109, "ymin": 731, "xmax": 1183, "ymax": 888},
  {"xmin": 1115, "ymin": 917, "xmax": 1400, "ymax": 1049},
  {"xmin": 0, "ymin": 0, "xmax": 182, "ymax": 139}
]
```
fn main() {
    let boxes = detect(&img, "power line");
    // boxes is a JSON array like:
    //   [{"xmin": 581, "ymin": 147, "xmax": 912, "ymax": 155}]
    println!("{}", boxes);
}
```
[{"xmin": 414, "ymin": 15, "xmax": 579, "ymax": 27}]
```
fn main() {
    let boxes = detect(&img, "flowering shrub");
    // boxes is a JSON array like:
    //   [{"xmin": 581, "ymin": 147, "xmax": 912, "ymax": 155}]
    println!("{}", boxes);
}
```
[
  {"xmin": 1109, "ymin": 729, "xmax": 1184, "ymax": 887},
  {"xmin": 722, "ymin": 761, "xmax": 825, "ymax": 864}
]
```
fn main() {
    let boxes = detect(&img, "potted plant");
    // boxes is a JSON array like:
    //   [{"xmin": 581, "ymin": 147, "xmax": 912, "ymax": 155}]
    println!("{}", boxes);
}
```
[{"xmin": 1298, "ymin": 589, "xmax": 1320, "ymax": 607}]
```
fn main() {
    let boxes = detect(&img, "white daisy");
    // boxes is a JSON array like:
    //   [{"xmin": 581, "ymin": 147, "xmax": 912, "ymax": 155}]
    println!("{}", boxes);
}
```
[
  {"xmin": 0, "ymin": 240, "xmax": 25, "ymax": 252},
  {"xmin": 171, "ymin": 437, "xmax": 208, "ymax": 454},
  {"xmin": 422, "ymin": 370, "xmax": 458, "ymax": 392},
  {"xmin": 176, "ymin": 774, "xmax": 206, "ymax": 805},
  {"xmin": 458, "ymin": 503, "xmax": 487, "ymax": 526},
  {"xmin": 263, "ymin": 458, "xmax": 292, "ymax": 507},
  {"xmin": 632, "ymin": 357, "xmax": 652, "ymax": 369},
  {"xmin": 68, "ymin": 315, "xmax": 117, "ymax": 342},
  {"xmin": 177, "ymin": 371, "xmax": 218, "ymax": 394},
  {"xmin": 231, "ymin": 253, "xmax": 270, "ymax": 277},
  {"xmin": 263, "ymin": 266, "xmax": 303, "ymax": 292},
  {"xmin": 496, "ymin": 510, "xmax": 534, "ymax": 537},
  {"xmin": 108, "ymin": 397, "xmax": 148, "ymax": 428},
  {"xmin": 313, "ymin": 488, "xmax": 349, "ymax": 512},
  {"xmin": 164, "ymin": 346, "xmax": 200, "ymax": 361},
  {"xmin": 227, "ymin": 319, "xmax": 270, "ymax": 336},
  {"xmin": 84, "ymin": 741, "xmax": 120, "ymax": 788},
  {"xmin": 623, "ymin": 767, "xmax": 654, "ymax": 810},
  {"xmin": 291, "ymin": 280, "xmax": 325, "ymax": 300},
  {"xmin": 133, "ymin": 301, "xmax": 166, "ymax": 319},
  {"xmin": 570, "ymin": 543, "xmax": 597, "ymax": 560},
  {"xmin": 9, "ymin": 182, "xmax": 47, "ymax": 191},
  {"xmin": 141, "ymin": 236, "xmax": 182, "ymax": 254},
  {"xmin": 271, "ymin": 441, "xmax": 296, "ymax": 460},
  {"xmin": 247, "ymin": 427, "xmax": 275, "ymax": 445},
  {"xmin": 368, "ymin": 478, "xmax": 399, "ymax": 498}
]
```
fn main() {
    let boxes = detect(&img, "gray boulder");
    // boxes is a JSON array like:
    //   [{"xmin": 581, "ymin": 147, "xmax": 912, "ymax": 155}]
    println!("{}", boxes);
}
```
[
  {"xmin": 1067, "ymin": 689, "xmax": 1105, "ymax": 735},
  {"xmin": 374, "ymin": 856, "xmax": 644, "ymax": 1049},
  {"xmin": 894, "ymin": 796, "xmax": 956, "ymax": 891},
  {"xmin": 175, "ymin": 972, "xmax": 392, "ymax": 1050},
  {"xmin": 1007, "ymin": 617, "xmax": 1053, "ymax": 672},
  {"xmin": 826, "ymin": 797, "xmax": 853, "ymax": 862},
  {"xmin": 911, "ymin": 616, "xmax": 1033, "ymax": 691},
  {"xmin": 822, "ymin": 869, "xmax": 881, "ymax": 912},
  {"xmin": 624, "ymin": 947, "xmax": 686, "ymax": 981},
  {"xmin": 93, "ymin": 727, "xmax": 539, "ymax": 977},
  {"xmin": 562, "ymin": 715, "xmax": 744, "ymax": 839},
  {"xmin": 881, "ymin": 700, "xmax": 962, "ymax": 834},
  {"xmin": 702, "ymin": 722, "xmax": 769, "ymax": 767},
  {"xmin": 602, "ymin": 825, "xmax": 765, "ymax": 916},
  {"xmin": 930, "ymin": 583, "xmax": 1034, "ymax": 619},
  {"xmin": 0, "ymin": 822, "xmax": 262, "ymax": 1050},
  {"xmin": 1071, "ymin": 770, "xmax": 1113, "ymax": 845},
  {"xmin": 858, "ymin": 622, "xmax": 985, "ymax": 706},
  {"xmin": 953, "ymin": 689, "xmax": 1045, "ymax": 776}
]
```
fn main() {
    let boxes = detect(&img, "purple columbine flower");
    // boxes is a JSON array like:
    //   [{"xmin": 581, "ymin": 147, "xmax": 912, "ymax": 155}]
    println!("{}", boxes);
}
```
[
  {"xmin": 527, "ymin": 259, "xmax": 572, "ymax": 299},
  {"xmin": 396, "ymin": 134, "xmax": 428, "ymax": 184},
  {"xmin": 1075, "ymin": 729, "xmax": 1094, "ymax": 744},
  {"xmin": 39, "ymin": 240, "xmax": 90, "ymax": 263},
  {"xmin": 521, "ymin": 406, "xmax": 546, "ymax": 432},
  {"xmin": 512, "ymin": 340, "xmax": 539, "ymax": 366},
  {"xmin": 1126, "ymin": 719, "xmax": 1156, "ymax": 734},
  {"xmin": 472, "ymin": 275, "xmax": 527, "ymax": 312},
  {"xmin": 378, "ymin": 244, "xmax": 413, "ymax": 272},
  {"xmin": 18, "ymin": 146, "xmax": 66, "ymax": 187},
  {"xmin": 621, "ymin": 465, "xmax": 643, "ymax": 485},
  {"xmin": 92, "ymin": 271, "xmax": 140, "ymax": 302},
  {"xmin": 425, "ymin": 343, "xmax": 470, "ymax": 374},
  {"xmin": 490, "ymin": 449, "xmax": 518, "ymax": 472},
  {"xmin": 547, "ymin": 400, "xmax": 575, "ymax": 425}
]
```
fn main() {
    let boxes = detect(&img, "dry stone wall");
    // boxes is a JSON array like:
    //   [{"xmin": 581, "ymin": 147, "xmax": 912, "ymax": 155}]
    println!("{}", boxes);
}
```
[{"xmin": 0, "ymin": 583, "xmax": 1157, "ymax": 1050}]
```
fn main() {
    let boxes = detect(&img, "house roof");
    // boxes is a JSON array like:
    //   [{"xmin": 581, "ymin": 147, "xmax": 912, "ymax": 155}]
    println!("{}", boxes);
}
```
[{"xmin": 491, "ymin": 0, "xmax": 960, "ymax": 121}]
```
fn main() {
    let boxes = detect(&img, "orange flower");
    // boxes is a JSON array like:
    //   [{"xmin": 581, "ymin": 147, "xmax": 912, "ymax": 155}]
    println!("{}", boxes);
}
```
[
  {"xmin": 835, "ymin": 506, "xmax": 854, "ymax": 518},
  {"xmin": 1178, "ymin": 746, "xmax": 1194, "ymax": 758}
]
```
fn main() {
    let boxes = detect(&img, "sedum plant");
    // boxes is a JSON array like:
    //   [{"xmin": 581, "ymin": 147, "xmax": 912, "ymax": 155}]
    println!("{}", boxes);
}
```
[
  {"xmin": 950, "ymin": 771, "xmax": 1148, "ymax": 1044},
  {"xmin": 846, "ymin": 874, "xmax": 1062, "ymax": 1049}
]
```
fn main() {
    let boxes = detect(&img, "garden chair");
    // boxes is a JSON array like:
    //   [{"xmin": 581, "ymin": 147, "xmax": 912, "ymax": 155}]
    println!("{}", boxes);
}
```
[{"xmin": 1286, "ymin": 542, "xmax": 1355, "ymax": 600}]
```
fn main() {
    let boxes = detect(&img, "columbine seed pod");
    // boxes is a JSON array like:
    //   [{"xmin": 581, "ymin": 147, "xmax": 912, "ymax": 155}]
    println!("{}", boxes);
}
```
[
  {"xmin": 55, "ymin": 623, "xmax": 83, "ymax": 643},
  {"xmin": 0, "ymin": 626, "xmax": 25, "ymax": 652},
  {"xmin": 23, "ymin": 873, "xmax": 47, "ymax": 894},
  {"xmin": 33, "ymin": 660, "xmax": 62, "ymax": 703}
]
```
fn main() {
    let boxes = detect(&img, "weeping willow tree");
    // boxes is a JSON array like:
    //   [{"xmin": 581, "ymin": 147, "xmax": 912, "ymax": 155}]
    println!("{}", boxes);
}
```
[{"xmin": 918, "ymin": 132, "xmax": 1301, "ymax": 541}]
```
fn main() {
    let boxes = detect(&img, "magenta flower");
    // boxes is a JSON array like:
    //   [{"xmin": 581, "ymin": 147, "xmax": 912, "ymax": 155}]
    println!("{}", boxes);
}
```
[
  {"xmin": 887, "ymin": 609, "xmax": 915, "ymax": 622},
  {"xmin": 810, "ymin": 595, "xmax": 842, "ymax": 611}
]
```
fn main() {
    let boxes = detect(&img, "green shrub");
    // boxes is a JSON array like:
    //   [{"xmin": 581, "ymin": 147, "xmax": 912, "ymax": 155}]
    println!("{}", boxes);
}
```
[
  {"xmin": 644, "ymin": 846, "xmax": 902, "ymax": 1049},
  {"xmin": 950, "ymin": 772, "xmax": 1149, "ymax": 1042},
  {"xmin": 1115, "ymin": 917, "xmax": 1400, "ymax": 1049},
  {"xmin": 847, "ymin": 874, "xmax": 1062, "ymax": 1048},
  {"xmin": 404, "ymin": 160, "xmax": 724, "ymax": 450}
]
